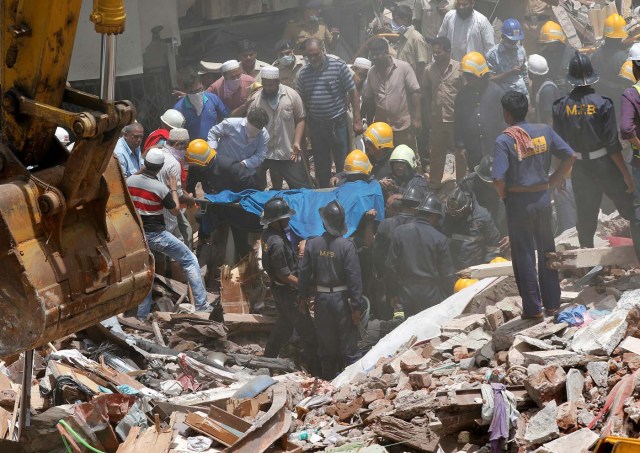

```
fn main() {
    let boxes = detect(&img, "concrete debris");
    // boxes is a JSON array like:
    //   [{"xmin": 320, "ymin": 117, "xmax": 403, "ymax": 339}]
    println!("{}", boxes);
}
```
[
  {"xmin": 12, "ymin": 237, "xmax": 640, "ymax": 453},
  {"xmin": 524, "ymin": 400, "xmax": 560, "ymax": 445},
  {"xmin": 536, "ymin": 428, "xmax": 599, "ymax": 453}
]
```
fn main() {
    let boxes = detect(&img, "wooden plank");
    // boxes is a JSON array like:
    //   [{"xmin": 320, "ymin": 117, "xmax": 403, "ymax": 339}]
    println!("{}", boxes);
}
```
[
  {"xmin": 116, "ymin": 413, "xmax": 175, "ymax": 453},
  {"xmin": 457, "ymin": 261, "xmax": 513, "ymax": 279},
  {"xmin": 185, "ymin": 411, "xmax": 242, "ymax": 447},
  {"xmin": 117, "ymin": 316, "xmax": 154, "ymax": 333},
  {"xmin": 553, "ymin": 5, "xmax": 584, "ymax": 48},
  {"xmin": 375, "ymin": 416, "xmax": 440, "ymax": 452},
  {"xmin": 546, "ymin": 245, "xmax": 638, "ymax": 270},
  {"xmin": 151, "ymin": 321, "xmax": 166, "ymax": 347},
  {"xmin": 224, "ymin": 313, "xmax": 276, "ymax": 335}
]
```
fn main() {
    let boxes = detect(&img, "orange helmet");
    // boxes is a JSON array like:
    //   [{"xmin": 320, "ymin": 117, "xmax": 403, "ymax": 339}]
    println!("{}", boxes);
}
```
[
  {"xmin": 185, "ymin": 139, "xmax": 217, "ymax": 167},
  {"xmin": 344, "ymin": 149, "xmax": 373, "ymax": 175},
  {"xmin": 539, "ymin": 21, "xmax": 566, "ymax": 44},
  {"xmin": 454, "ymin": 278, "xmax": 478, "ymax": 293},
  {"xmin": 364, "ymin": 122, "xmax": 394, "ymax": 149},
  {"xmin": 604, "ymin": 13, "xmax": 627, "ymax": 39},
  {"xmin": 460, "ymin": 52, "xmax": 489, "ymax": 77}
]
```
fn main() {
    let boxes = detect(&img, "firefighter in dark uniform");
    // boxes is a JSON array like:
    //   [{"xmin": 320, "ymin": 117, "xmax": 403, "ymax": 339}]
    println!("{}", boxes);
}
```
[
  {"xmin": 260, "ymin": 198, "xmax": 320, "ymax": 375},
  {"xmin": 458, "ymin": 155, "xmax": 508, "ymax": 236},
  {"xmin": 552, "ymin": 52, "xmax": 637, "ymax": 250},
  {"xmin": 443, "ymin": 186, "xmax": 502, "ymax": 270},
  {"xmin": 372, "ymin": 186, "xmax": 422, "ymax": 320},
  {"xmin": 494, "ymin": 91, "xmax": 576, "ymax": 319},
  {"xmin": 298, "ymin": 200, "xmax": 365, "ymax": 380},
  {"xmin": 385, "ymin": 194, "xmax": 455, "ymax": 317}
]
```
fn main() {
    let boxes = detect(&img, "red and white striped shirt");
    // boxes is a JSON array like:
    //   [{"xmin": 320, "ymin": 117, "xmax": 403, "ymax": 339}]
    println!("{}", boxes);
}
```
[{"xmin": 126, "ymin": 173, "xmax": 176, "ymax": 233}]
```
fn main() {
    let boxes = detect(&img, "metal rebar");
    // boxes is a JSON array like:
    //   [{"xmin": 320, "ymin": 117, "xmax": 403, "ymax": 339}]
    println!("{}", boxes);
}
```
[{"xmin": 18, "ymin": 349, "xmax": 34, "ymax": 437}]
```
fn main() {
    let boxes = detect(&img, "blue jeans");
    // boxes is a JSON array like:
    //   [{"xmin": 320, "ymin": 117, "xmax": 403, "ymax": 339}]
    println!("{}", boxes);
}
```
[{"xmin": 138, "ymin": 230, "xmax": 207, "ymax": 319}]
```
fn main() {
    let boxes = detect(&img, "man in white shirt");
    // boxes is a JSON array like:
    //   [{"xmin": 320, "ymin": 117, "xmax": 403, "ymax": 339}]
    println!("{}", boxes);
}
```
[{"xmin": 437, "ymin": 0, "xmax": 495, "ymax": 61}]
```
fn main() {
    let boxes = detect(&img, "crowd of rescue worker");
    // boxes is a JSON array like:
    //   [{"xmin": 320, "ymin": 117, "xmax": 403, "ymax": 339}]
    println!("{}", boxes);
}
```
[{"xmin": 81, "ymin": 0, "xmax": 640, "ymax": 380}]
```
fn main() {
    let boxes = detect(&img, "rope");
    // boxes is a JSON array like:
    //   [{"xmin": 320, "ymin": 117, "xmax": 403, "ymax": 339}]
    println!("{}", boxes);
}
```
[{"xmin": 57, "ymin": 420, "xmax": 106, "ymax": 453}]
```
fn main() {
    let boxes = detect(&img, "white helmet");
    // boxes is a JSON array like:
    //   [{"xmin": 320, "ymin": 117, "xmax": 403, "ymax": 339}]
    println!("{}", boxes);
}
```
[
  {"xmin": 55, "ymin": 127, "xmax": 70, "ymax": 145},
  {"xmin": 528, "ymin": 54, "xmax": 549, "ymax": 76},
  {"xmin": 629, "ymin": 43, "xmax": 640, "ymax": 62},
  {"xmin": 160, "ymin": 109, "xmax": 186, "ymax": 129}
]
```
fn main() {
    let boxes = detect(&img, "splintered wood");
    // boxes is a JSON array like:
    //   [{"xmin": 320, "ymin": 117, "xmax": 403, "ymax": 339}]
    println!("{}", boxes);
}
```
[{"xmin": 220, "ymin": 254, "xmax": 260, "ymax": 314}]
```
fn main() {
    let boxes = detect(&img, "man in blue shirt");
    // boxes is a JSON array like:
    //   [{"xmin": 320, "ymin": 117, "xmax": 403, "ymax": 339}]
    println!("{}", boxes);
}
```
[
  {"xmin": 486, "ymin": 18, "xmax": 529, "ymax": 95},
  {"xmin": 493, "ymin": 91, "xmax": 575, "ymax": 320},
  {"xmin": 114, "ymin": 123, "xmax": 144, "ymax": 177},
  {"xmin": 174, "ymin": 67, "xmax": 228, "ymax": 141},
  {"xmin": 207, "ymin": 107, "xmax": 270, "ymax": 179}
]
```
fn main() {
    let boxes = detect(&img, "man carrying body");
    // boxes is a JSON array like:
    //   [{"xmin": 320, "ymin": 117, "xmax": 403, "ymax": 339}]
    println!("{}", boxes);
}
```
[
  {"xmin": 552, "ymin": 52, "xmax": 636, "ymax": 250},
  {"xmin": 260, "ymin": 197, "xmax": 319, "ymax": 375},
  {"xmin": 296, "ymin": 38, "xmax": 363, "ymax": 188},
  {"xmin": 362, "ymin": 38, "xmax": 421, "ymax": 152},
  {"xmin": 207, "ymin": 107, "xmax": 270, "ymax": 178},
  {"xmin": 127, "ymin": 149, "xmax": 212, "ymax": 319},
  {"xmin": 185, "ymin": 140, "xmax": 259, "ymax": 291},
  {"xmin": 298, "ymin": 200, "xmax": 365, "ymax": 380},
  {"xmin": 386, "ymin": 194, "xmax": 455, "ymax": 317},
  {"xmin": 494, "ymin": 91, "xmax": 576, "ymax": 319},
  {"xmin": 114, "ymin": 123, "xmax": 144, "ymax": 178}
]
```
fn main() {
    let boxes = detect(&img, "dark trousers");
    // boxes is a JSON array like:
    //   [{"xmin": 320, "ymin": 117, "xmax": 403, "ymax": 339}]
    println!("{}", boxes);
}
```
[
  {"xmin": 264, "ymin": 285, "xmax": 320, "ymax": 375},
  {"xmin": 314, "ymin": 292, "xmax": 360, "ymax": 380},
  {"xmin": 308, "ymin": 115, "xmax": 350, "ymax": 188},
  {"xmin": 572, "ymin": 156, "xmax": 634, "ymax": 248},
  {"xmin": 505, "ymin": 191, "xmax": 560, "ymax": 317},
  {"xmin": 256, "ymin": 158, "xmax": 315, "ymax": 190},
  {"xmin": 398, "ymin": 281, "xmax": 445, "ymax": 317}
]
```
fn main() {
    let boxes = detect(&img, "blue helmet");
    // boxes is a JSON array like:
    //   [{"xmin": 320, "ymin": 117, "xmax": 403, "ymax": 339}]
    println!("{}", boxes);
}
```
[{"xmin": 502, "ymin": 18, "xmax": 524, "ymax": 41}]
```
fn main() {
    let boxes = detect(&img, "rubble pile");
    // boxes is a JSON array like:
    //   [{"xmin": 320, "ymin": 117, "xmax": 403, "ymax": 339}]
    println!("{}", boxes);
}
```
[{"xmin": 7, "ymin": 216, "xmax": 640, "ymax": 452}]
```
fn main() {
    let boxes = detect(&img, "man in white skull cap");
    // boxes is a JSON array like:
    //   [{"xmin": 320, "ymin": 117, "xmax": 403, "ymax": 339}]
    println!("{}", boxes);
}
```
[
  {"xmin": 350, "ymin": 57, "xmax": 372, "ymax": 93},
  {"xmin": 207, "ymin": 59, "xmax": 255, "ymax": 111},
  {"xmin": 249, "ymin": 66, "xmax": 313, "ymax": 189}
]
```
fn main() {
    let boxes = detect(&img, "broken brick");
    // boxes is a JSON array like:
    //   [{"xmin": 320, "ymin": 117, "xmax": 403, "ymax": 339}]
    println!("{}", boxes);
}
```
[
  {"xmin": 524, "ymin": 364, "xmax": 567, "ymax": 407},
  {"xmin": 325, "ymin": 396, "xmax": 364, "ymax": 421},
  {"xmin": 362, "ymin": 389, "xmax": 384, "ymax": 406},
  {"xmin": 485, "ymin": 305, "xmax": 504, "ymax": 332},
  {"xmin": 556, "ymin": 401, "xmax": 577, "ymax": 431},
  {"xmin": 408, "ymin": 372, "xmax": 432, "ymax": 389}
]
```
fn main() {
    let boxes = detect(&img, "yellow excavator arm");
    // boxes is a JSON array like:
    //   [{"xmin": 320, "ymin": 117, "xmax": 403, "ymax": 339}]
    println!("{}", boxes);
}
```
[{"xmin": 0, "ymin": 0, "xmax": 153, "ymax": 355}]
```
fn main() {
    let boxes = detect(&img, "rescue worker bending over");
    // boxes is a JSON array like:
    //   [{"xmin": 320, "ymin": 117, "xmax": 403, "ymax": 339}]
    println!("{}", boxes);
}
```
[
  {"xmin": 373, "ymin": 185, "xmax": 422, "ymax": 320},
  {"xmin": 380, "ymin": 144, "xmax": 430, "ymax": 203},
  {"xmin": 458, "ymin": 155, "xmax": 508, "ymax": 236},
  {"xmin": 443, "ymin": 185, "xmax": 501, "ymax": 270},
  {"xmin": 298, "ymin": 201, "xmax": 365, "ymax": 380},
  {"xmin": 552, "ymin": 52, "xmax": 637, "ymax": 251},
  {"xmin": 260, "ymin": 197, "xmax": 320, "ymax": 376},
  {"xmin": 494, "ymin": 91, "xmax": 576, "ymax": 320},
  {"xmin": 332, "ymin": 149, "xmax": 374, "ymax": 186},
  {"xmin": 385, "ymin": 194, "xmax": 455, "ymax": 317}
]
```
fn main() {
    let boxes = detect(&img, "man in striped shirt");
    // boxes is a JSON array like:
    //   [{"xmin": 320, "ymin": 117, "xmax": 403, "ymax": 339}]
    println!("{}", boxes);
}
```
[
  {"xmin": 296, "ymin": 38, "xmax": 363, "ymax": 188},
  {"xmin": 127, "ymin": 148, "xmax": 211, "ymax": 320}
]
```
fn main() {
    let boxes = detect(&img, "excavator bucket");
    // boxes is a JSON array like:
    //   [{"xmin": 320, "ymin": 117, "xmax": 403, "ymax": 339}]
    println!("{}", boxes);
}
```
[{"xmin": 0, "ymin": 0, "xmax": 153, "ymax": 355}]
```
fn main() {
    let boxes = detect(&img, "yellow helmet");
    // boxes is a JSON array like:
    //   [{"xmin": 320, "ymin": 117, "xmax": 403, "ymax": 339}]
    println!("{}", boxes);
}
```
[
  {"xmin": 344, "ymin": 149, "xmax": 373, "ymax": 175},
  {"xmin": 604, "ymin": 13, "xmax": 628, "ymax": 39},
  {"xmin": 539, "ymin": 21, "xmax": 566, "ymax": 44},
  {"xmin": 490, "ymin": 257, "xmax": 509, "ymax": 264},
  {"xmin": 454, "ymin": 278, "xmax": 478, "ymax": 293},
  {"xmin": 620, "ymin": 60, "xmax": 636, "ymax": 83},
  {"xmin": 460, "ymin": 52, "xmax": 489, "ymax": 77},
  {"xmin": 186, "ymin": 139, "xmax": 217, "ymax": 167},
  {"xmin": 364, "ymin": 122, "xmax": 394, "ymax": 149}
]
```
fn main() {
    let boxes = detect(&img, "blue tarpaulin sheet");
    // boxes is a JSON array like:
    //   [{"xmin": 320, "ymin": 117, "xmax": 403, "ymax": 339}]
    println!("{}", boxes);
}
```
[{"xmin": 204, "ymin": 180, "xmax": 385, "ymax": 239}]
